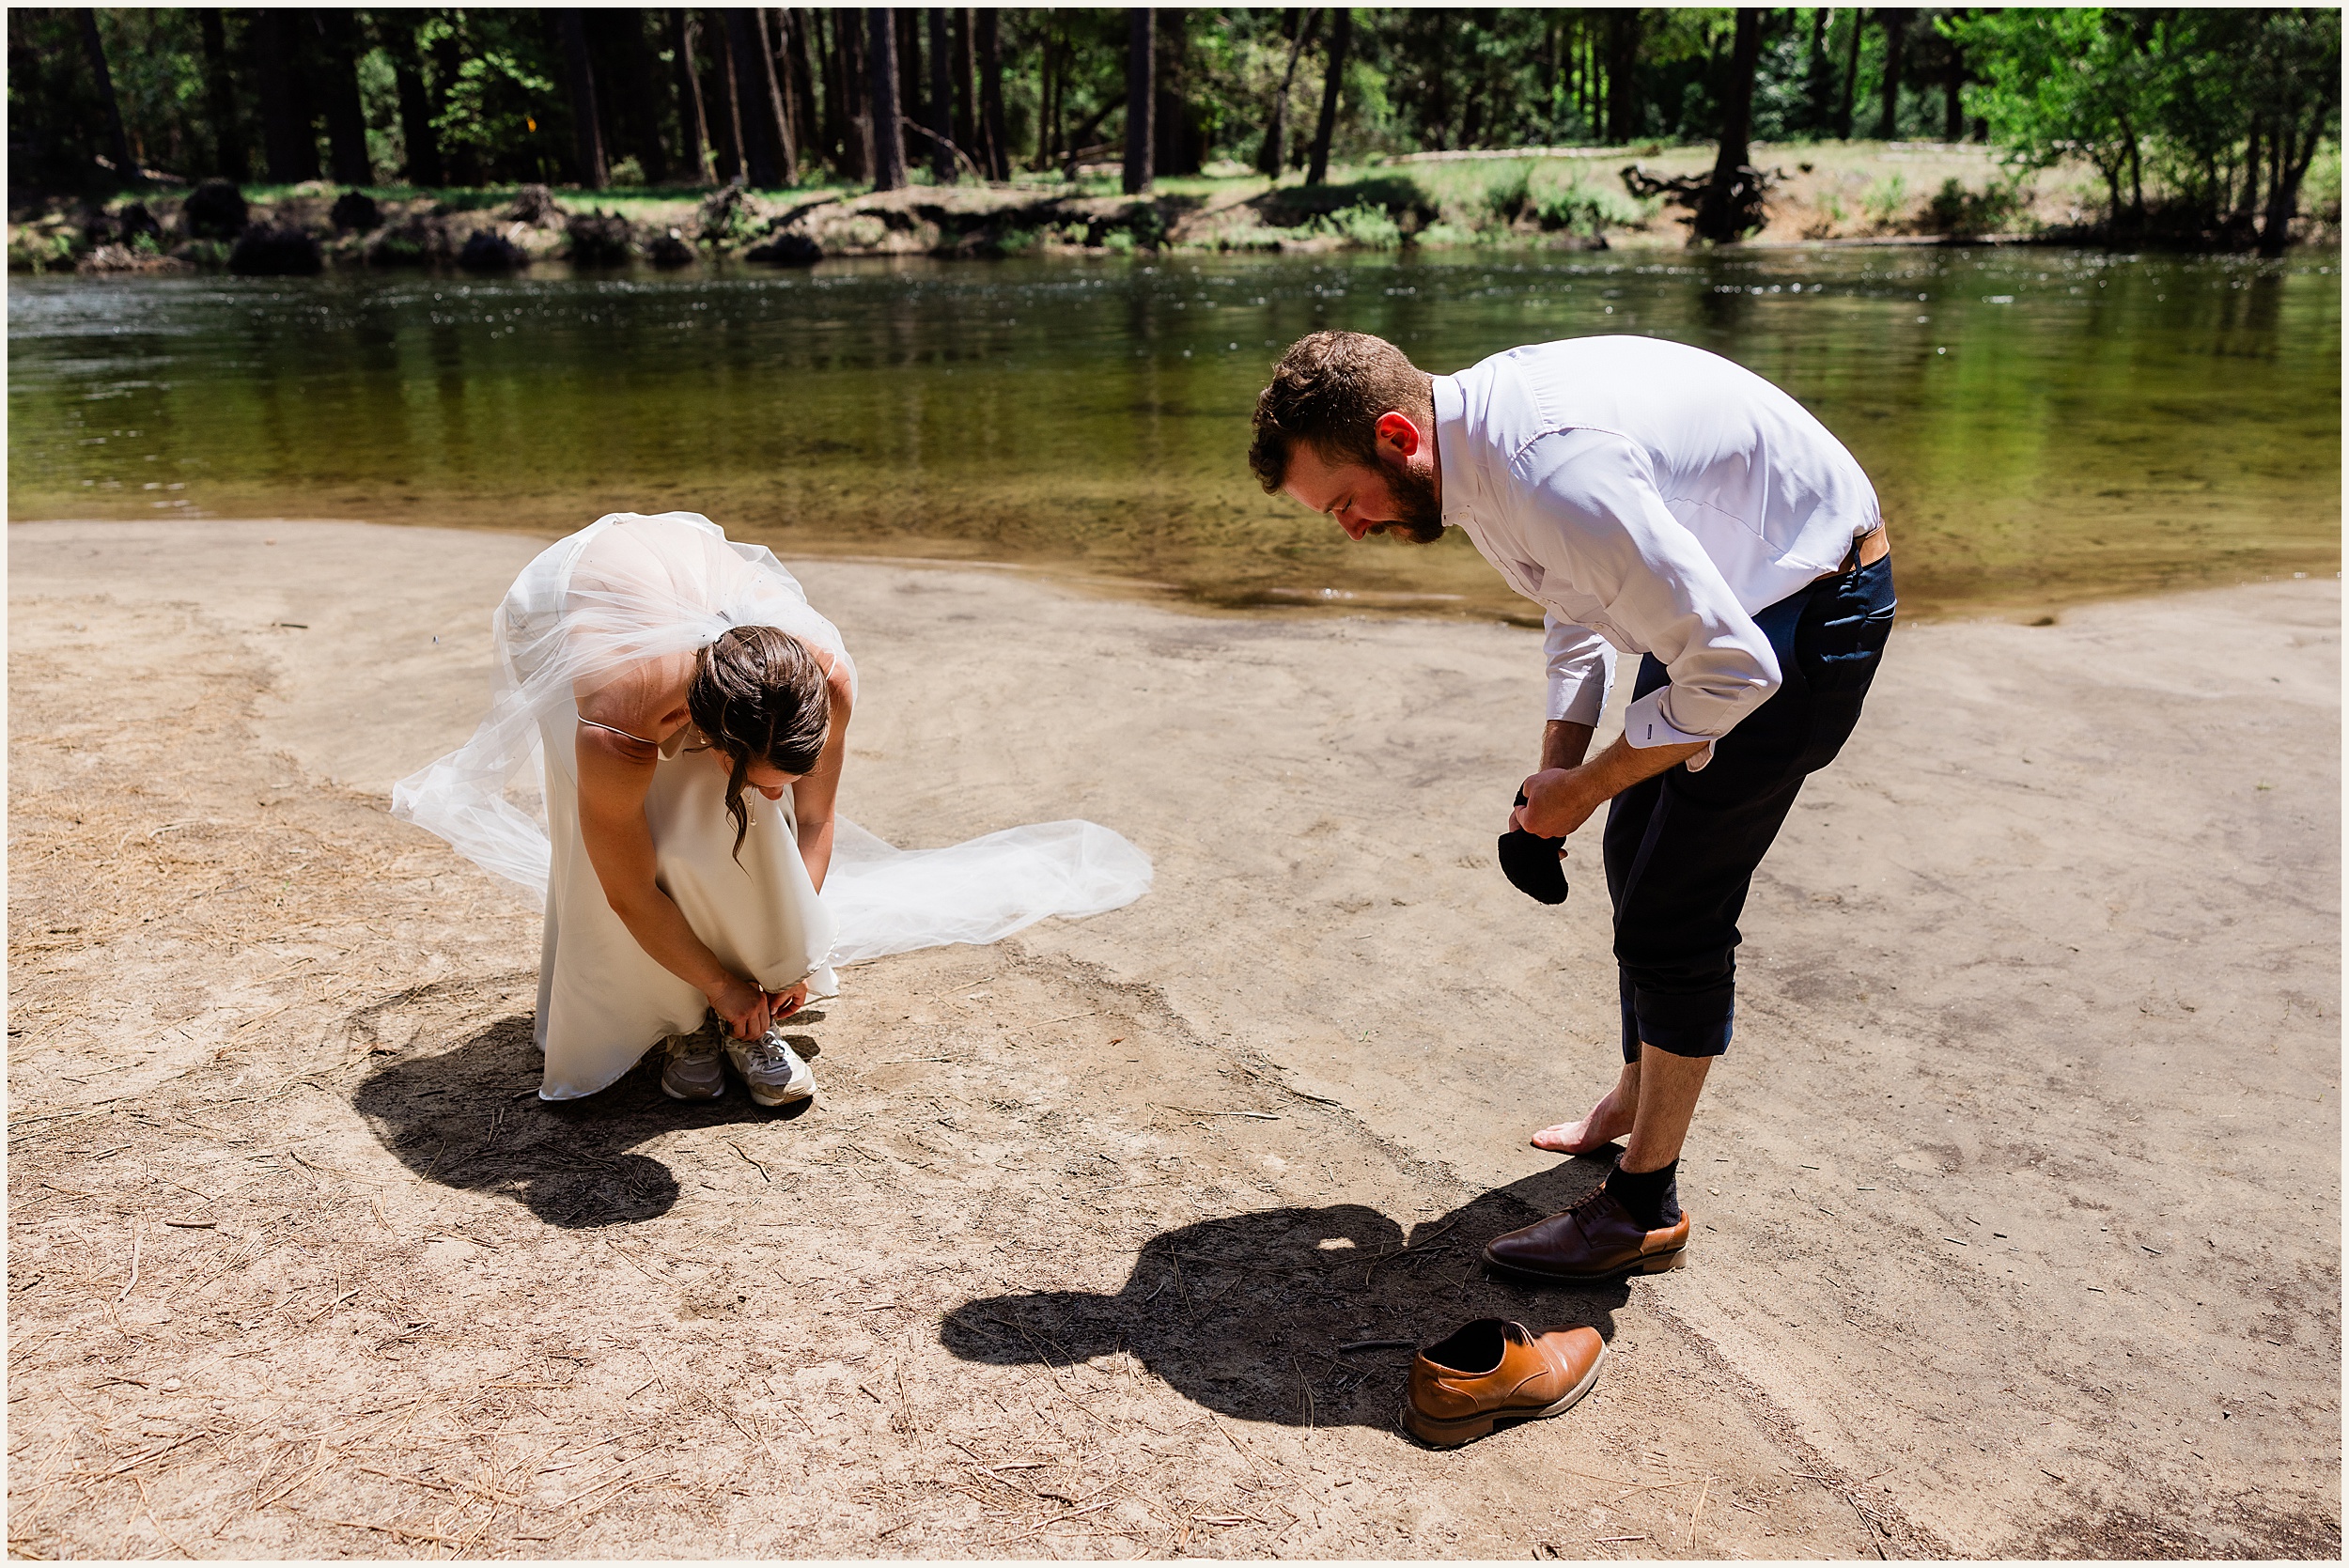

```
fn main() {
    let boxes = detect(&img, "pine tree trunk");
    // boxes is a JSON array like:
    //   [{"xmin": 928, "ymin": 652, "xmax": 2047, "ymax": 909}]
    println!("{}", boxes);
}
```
[
  {"xmin": 1836, "ymin": 10, "xmax": 1860, "ymax": 139},
  {"xmin": 952, "ymin": 8, "xmax": 977, "ymax": 167},
  {"xmin": 1875, "ymin": 8, "xmax": 1909, "ymax": 140},
  {"xmin": 783, "ymin": 9, "xmax": 822, "ymax": 163},
  {"xmin": 926, "ymin": 9, "xmax": 955, "ymax": 179},
  {"xmin": 899, "ymin": 9, "xmax": 924, "ymax": 143},
  {"xmin": 199, "ymin": 9, "xmax": 249, "ymax": 182},
  {"xmin": 76, "ymin": 8, "xmax": 137, "ymax": 183},
  {"xmin": 672, "ymin": 10, "xmax": 713, "ymax": 183},
  {"xmin": 1124, "ymin": 8, "xmax": 1154, "ymax": 194},
  {"xmin": 976, "ymin": 7, "xmax": 1007, "ymax": 179},
  {"xmin": 559, "ymin": 9, "xmax": 609, "ymax": 188},
  {"xmin": 709, "ymin": 13, "xmax": 746, "ymax": 181},
  {"xmin": 1306, "ymin": 7, "xmax": 1349, "ymax": 185},
  {"xmin": 760, "ymin": 10, "xmax": 798, "ymax": 181},
  {"xmin": 839, "ymin": 8, "xmax": 872, "ymax": 182},
  {"xmin": 1804, "ymin": 8, "xmax": 1831, "ymax": 135},
  {"xmin": 614, "ymin": 9, "xmax": 670, "ymax": 184},
  {"xmin": 1604, "ymin": 8, "xmax": 1641, "ymax": 144},
  {"xmin": 867, "ymin": 8, "xmax": 906, "ymax": 191},
  {"xmin": 724, "ymin": 11, "xmax": 776, "ymax": 184},
  {"xmin": 250, "ymin": 9, "xmax": 319, "ymax": 184},
  {"xmin": 315, "ymin": 11, "xmax": 371, "ymax": 184},
  {"xmin": 1154, "ymin": 8, "xmax": 1190, "ymax": 177},
  {"xmin": 1259, "ymin": 9, "xmax": 1318, "ymax": 176},
  {"xmin": 1694, "ymin": 7, "xmax": 1764, "ymax": 241},
  {"xmin": 389, "ymin": 19, "xmax": 443, "ymax": 185}
]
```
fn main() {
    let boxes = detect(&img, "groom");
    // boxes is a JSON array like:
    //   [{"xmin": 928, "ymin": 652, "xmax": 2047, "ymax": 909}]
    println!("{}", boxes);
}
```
[{"xmin": 1249, "ymin": 331, "xmax": 1893, "ymax": 1281}]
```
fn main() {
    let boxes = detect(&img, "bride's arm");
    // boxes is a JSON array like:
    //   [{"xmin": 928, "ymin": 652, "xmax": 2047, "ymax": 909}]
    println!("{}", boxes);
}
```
[
  {"xmin": 792, "ymin": 661, "xmax": 855, "ymax": 893},
  {"xmin": 574, "ymin": 721, "xmax": 776, "ymax": 1040}
]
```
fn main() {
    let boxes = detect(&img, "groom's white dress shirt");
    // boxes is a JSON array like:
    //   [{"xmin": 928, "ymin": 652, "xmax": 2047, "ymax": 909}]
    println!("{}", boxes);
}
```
[{"xmin": 1431, "ymin": 335, "xmax": 1881, "ymax": 765}]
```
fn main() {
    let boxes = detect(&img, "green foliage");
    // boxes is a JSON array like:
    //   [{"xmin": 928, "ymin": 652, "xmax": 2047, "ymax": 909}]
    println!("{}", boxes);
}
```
[
  {"xmin": 1925, "ymin": 176, "xmax": 2031, "ymax": 237},
  {"xmin": 1317, "ymin": 201, "xmax": 1403, "ymax": 249},
  {"xmin": 1860, "ymin": 173, "xmax": 1911, "ymax": 228},
  {"xmin": 422, "ymin": 15, "xmax": 561, "ymax": 178},
  {"xmin": 1948, "ymin": 6, "xmax": 2341, "ymax": 240},
  {"xmin": 1532, "ymin": 181, "xmax": 1647, "ymax": 236},
  {"xmin": 5, "ymin": 5, "xmax": 2327, "ymax": 260},
  {"xmin": 1480, "ymin": 163, "xmax": 1533, "ymax": 224}
]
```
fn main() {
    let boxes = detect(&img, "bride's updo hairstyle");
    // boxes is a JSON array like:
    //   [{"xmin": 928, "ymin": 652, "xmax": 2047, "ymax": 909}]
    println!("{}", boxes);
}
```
[{"xmin": 687, "ymin": 625, "xmax": 830, "ymax": 856}]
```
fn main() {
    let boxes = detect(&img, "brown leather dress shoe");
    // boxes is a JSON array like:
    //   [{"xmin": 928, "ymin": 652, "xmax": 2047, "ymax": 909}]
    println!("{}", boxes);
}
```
[
  {"xmin": 1482, "ymin": 1187, "xmax": 1691, "ymax": 1283},
  {"xmin": 1402, "ymin": 1319, "xmax": 1608, "ymax": 1447}
]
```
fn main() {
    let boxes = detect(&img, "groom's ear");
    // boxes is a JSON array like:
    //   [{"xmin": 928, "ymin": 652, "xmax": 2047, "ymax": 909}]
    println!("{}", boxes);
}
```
[{"xmin": 1373, "ymin": 411, "xmax": 1424, "ymax": 460}]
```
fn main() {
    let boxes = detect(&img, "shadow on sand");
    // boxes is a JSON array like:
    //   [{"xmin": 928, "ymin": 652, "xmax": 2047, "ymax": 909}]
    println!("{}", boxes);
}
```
[
  {"xmin": 941, "ymin": 1156, "xmax": 1629, "ymax": 1434},
  {"xmin": 351, "ymin": 1010, "xmax": 822, "ymax": 1229}
]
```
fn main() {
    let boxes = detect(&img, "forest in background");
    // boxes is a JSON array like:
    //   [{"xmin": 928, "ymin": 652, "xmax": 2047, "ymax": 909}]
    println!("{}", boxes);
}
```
[{"xmin": 8, "ymin": 8, "xmax": 2341, "ymax": 255}]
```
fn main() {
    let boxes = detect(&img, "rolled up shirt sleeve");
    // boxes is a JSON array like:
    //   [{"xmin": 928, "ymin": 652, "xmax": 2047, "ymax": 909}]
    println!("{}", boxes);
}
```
[
  {"xmin": 1542, "ymin": 613, "xmax": 1616, "ymax": 725},
  {"xmin": 1513, "ymin": 428, "xmax": 1781, "ymax": 765}
]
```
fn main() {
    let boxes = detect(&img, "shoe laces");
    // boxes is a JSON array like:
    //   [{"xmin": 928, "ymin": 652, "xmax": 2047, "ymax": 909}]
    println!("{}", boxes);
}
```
[
  {"xmin": 1567, "ymin": 1182, "xmax": 1618, "ymax": 1219},
  {"xmin": 739, "ymin": 1030, "xmax": 796, "ymax": 1071},
  {"xmin": 669, "ymin": 1029, "xmax": 721, "ymax": 1063}
]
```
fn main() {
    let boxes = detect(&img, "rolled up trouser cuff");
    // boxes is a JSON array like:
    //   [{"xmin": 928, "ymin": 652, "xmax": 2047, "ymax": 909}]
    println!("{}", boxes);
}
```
[{"xmin": 1618, "ymin": 972, "xmax": 1735, "ymax": 1062}]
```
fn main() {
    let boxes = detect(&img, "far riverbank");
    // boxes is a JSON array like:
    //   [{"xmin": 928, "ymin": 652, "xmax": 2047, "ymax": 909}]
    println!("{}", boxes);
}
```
[{"xmin": 16, "ymin": 140, "xmax": 2341, "ymax": 276}]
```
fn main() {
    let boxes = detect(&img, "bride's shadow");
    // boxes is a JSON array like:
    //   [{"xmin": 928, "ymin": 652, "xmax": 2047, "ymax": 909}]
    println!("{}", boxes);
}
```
[
  {"xmin": 351, "ymin": 1011, "xmax": 822, "ymax": 1229},
  {"xmin": 940, "ymin": 1156, "xmax": 1630, "ymax": 1434}
]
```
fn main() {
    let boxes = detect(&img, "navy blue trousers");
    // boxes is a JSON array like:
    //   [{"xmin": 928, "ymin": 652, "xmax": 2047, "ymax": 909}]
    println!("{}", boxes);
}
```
[{"xmin": 1604, "ymin": 553, "xmax": 1895, "ymax": 1061}]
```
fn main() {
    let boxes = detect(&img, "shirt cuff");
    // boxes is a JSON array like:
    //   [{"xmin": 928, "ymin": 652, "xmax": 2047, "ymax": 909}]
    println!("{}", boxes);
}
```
[
  {"xmin": 1621, "ymin": 688, "xmax": 1718, "ymax": 772},
  {"xmin": 1545, "ymin": 656, "xmax": 1614, "ymax": 725}
]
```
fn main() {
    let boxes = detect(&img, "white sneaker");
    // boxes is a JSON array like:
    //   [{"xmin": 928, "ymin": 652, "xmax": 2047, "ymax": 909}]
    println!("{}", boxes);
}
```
[
  {"xmin": 659, "ymin": 1021, "xmax": 726, "ymax": 1101},
  {"xmin": 725, "ymin": 1029, "xmax": 815, "ymax": 1107}
]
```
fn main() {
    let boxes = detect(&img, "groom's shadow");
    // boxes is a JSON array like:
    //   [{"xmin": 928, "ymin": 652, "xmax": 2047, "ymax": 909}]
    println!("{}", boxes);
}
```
[
  {"xmin": 351, "ymin": 1011, "xmax": 824, "ymax": 1229},
  {"xmin": 941, "ymin": 1155, "xmax": 1629, "ymax": 1433}
]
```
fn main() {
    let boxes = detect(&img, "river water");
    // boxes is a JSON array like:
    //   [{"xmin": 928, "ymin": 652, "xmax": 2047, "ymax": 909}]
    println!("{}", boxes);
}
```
[{"xmin": 8, "ymin": 245, "xmax": 2338, "ymax": 622}]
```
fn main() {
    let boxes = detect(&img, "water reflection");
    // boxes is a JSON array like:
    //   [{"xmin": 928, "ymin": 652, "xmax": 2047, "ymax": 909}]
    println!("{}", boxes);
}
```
[{"xmin": 8, "ymin": 246, "xmax": 2338, "ymax": 620}]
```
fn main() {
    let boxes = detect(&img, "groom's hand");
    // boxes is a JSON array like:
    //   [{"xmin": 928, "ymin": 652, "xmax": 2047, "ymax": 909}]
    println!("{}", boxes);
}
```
[{"xmin": 1512, "ymin": 766, "xmax": 1595, "ymax": 841}]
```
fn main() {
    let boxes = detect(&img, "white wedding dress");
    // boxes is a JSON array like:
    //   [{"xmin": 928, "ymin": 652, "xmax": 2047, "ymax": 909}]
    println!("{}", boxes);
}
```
[{"xmin": 392, "ymin": 512, "xmax": 1152, "ymax": 1099}]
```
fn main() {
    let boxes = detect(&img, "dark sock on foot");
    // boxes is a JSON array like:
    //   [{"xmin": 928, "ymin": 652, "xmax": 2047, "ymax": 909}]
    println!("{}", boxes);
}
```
[{"xmin": 1606, "ymin": 1158, "xmax": 1681, "ymax": 1230}]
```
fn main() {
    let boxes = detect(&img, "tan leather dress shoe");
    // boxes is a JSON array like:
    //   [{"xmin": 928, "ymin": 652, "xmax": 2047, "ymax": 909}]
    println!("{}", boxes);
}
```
[
  {"xmin": 1483, "ymin": 1187, "xmax": 1691, "ymax": 1283},
  {"xmin": 1403, "ymin": 1319, "xmax": 1608, "ymax": 1447}
]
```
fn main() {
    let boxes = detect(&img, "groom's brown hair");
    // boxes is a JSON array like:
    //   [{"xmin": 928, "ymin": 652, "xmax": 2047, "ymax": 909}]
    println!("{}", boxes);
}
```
[{"xmin": 1248, "ymin": 331, "xmax": 1434, "ymax": 493}]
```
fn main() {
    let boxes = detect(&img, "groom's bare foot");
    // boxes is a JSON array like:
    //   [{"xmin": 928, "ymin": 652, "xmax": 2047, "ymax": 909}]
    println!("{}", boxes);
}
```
[{"xmin": 1531, "ymin": 1080, "xmax": 1636, "ymax": 1156}]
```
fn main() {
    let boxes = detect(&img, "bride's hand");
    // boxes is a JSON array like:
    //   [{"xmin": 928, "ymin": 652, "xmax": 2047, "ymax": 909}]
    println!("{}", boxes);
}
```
[
  {"xmin": 706, "ymin": 974, "xmax": 772, "ymax": 1040},
  {"xmin": 768, "ymin": 981, "xmax": 809, "ymax": 1022}
]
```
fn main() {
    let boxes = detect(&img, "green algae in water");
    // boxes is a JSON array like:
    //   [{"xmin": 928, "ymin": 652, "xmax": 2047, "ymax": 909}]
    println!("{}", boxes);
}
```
[{"xmin": 8, "ymin": 247, "xmax": 2338, "ymax": 621}]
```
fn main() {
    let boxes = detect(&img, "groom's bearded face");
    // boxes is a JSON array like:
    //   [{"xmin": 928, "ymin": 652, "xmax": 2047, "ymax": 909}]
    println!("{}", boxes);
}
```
[
  {"xmin": 1368, "ymin": 459, "xmax": 1445, "ymax": 544},
  {"xmin": 1282, "ymin": 440, "xmax": 1445, "ymax": 546}
]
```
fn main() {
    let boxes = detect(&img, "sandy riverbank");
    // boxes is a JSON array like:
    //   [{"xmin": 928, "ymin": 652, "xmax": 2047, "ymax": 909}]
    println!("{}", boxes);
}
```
[{"xmin": 8, "ymin": 519, "xmax": 2339, "ymax": 1557}]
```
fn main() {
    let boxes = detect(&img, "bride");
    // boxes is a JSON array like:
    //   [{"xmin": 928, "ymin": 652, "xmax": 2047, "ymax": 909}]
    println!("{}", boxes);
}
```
[{"xmin": 393, "ymin": 511, "xmax": 1151, "ymax": 1107}]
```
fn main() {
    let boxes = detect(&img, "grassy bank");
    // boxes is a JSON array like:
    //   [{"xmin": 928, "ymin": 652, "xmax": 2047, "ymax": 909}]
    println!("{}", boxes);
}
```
[{"xmin": 12, "ymin": 139, "xmax": 2340, "ymax": 276}]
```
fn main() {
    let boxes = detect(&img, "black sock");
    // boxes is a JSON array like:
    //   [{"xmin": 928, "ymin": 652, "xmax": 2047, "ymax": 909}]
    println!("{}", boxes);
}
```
[{"xmin": 1606, "ymin": 1158, "xmax": 1681, "ymax": 1230}]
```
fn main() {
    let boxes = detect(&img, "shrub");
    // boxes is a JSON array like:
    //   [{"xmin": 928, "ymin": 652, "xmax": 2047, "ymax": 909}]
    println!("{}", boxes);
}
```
[
  {"xmin": 1860, "ymin": 174, "xmax": 1912, "ymax": 230},
  {"xmin": 330, "ymin": 191, "xmax": 381, "ymax": 232},
  {"xmin": 507, "ymin": 183, "xmax": 559, "ymax": 225},
  {"xmin": 455, "ymin": 229, "xmax": 526, "ymax": 272},
  {"xmin": 1481, "ymin": 163, "xmax": 1534, "ymax": 225},
  {"xmin": 744, "ymin": 229, "xmax": 821, "ymax": 266},
  {"xmin": 697, "ymin": 184, "xmax": 757, "ymax": 249},
  {"xmin": 228, "ymin": 225, "xmax": 323, "ymax": 276},
  {"xmin": 181, "ymin": 179, "xmax": 247, "ymax": 240},
  {"xmin": 565, "ymin": 210, "xmax": 637, "ymax": 265},
  {"xmin": 1319, "ymin": 201, "xmax": 1402, "ymax": 250},
  {"xmin": 115, "ymin": 203, "xmax": 163, "ymax": 246},
  {"xmin": 1532, "ymin": 183, "xmax": 1647, "ymax": 237},
  {"xmin": 1925, "ymin": 177, "xmax": 2031, "ymax": 237}
]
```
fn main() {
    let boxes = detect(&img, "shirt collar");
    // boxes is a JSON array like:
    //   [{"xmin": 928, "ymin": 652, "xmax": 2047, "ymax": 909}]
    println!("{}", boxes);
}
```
[{"xmin": 1430, "ymin": 372, "xmax": 1472, "ymax": 530}]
